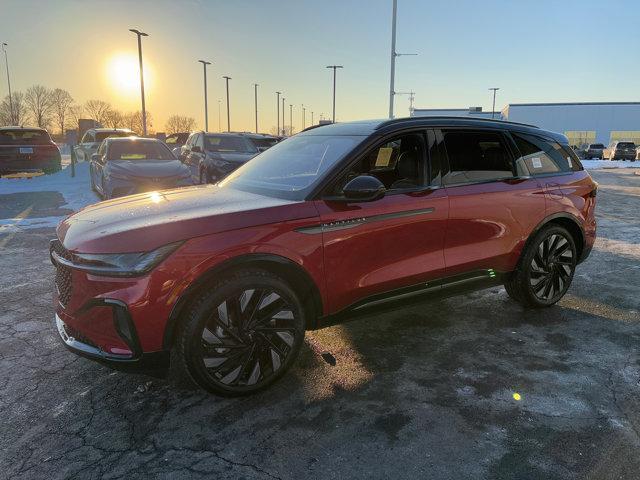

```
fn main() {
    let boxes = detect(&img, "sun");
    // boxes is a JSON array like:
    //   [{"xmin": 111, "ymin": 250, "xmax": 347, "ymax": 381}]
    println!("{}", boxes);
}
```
[{"xmin": 106, "ymin": 53, "xmax": 152, "ymax": 96}]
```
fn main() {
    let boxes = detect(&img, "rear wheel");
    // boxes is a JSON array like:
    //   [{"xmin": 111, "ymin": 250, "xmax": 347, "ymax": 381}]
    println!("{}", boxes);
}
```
[
  {"xmin": 504, "ymin": 225, "xmax": 577, "ymax": 308},
  {"xmin": 175, "ymin": 269, "xmax": 306, "ymax": 395}
]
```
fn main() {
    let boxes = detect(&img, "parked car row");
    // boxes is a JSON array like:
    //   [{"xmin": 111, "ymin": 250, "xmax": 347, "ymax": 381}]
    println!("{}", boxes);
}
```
[{"xmin": 574, "ymin": 141, "xmax": 638, "ymax": 161}]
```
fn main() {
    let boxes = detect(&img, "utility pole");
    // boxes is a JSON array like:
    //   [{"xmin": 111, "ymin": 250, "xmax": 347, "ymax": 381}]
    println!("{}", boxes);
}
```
[
  {"xmin": 276, "ymin": 91, "xmax": 281, "ymax": 137},
  {"xmin": 289, "ymin": 104, "xmax": 293, "ymax": 134},
  {"xmin": 223, "ymin": 76, "xmax": 231, "ymax": 132},
  {"xmin": 311, "ymin": 111, "xmax": 314, "ymax": 125},
  {"xmin": 217, "ymin": 100, "xmax": 221, "ymax": 132},
  {"xmin": 301, "ymin": 104, "xmax": 305, "ymax": 129},
  {"xmin": 282, "ymin": 96, "xmax": 286, "ymax": 135},
  {"xmin": 198, "ymin": 60, "xmax": 211, "ymax": 131},
  {"xmin": 253, "ymin": 83, "xmax": 259, "ymax": 133},
  {"xmin": 1, "ymin": 43, "xmax": 13, "ymax": 124},
  {"xmin": 326, "ymin": 65, "xmax": 343, "ymax": 123},
  {"xmin": 129, "ymin": 29, "xmax": 148, "ymax": 135},
  {"xmin": 489, "ymin": 87, "xmax": 500, "ymax": 119},
  {"xmin": 388, "ymin": 0, "xmax": 417, "ymax": 119}
]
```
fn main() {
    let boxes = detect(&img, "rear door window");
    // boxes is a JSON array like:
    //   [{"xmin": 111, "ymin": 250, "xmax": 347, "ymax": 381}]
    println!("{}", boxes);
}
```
[
  {"xmin": 512, "ymin": 133, "xmax": 574, "ymax": 174},
  {"xmin": 441, "ymin": 130, "xmax": 515, "ymax": 185}
]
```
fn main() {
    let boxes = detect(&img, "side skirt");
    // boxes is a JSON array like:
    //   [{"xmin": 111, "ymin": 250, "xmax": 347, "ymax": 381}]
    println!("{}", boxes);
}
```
[{"xmin": 316, "ymin": 269, "xmax": 506, "ymax": 329}]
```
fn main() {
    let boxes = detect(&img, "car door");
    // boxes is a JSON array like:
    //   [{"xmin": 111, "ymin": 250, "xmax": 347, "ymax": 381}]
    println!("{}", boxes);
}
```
[
  {"xmin": 78, "ymin": 131, "xmax": 94, "ymax": 161},
  {"xmin": 439, "ymin": 128, "xmax": 546, "ymax": 276},
  {"xmin": 184, "ymin": 133, "xmax": 203, "ymax": 180},
  {"xmin": 313, "ymin": 130, "xmax": 449, "ymax": 313},
  {"xmin": 92, "ymin": 141, "xmax": 107, "ymax": 194}
]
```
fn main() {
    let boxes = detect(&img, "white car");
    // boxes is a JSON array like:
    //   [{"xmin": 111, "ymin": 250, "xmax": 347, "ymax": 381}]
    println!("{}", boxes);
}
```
[{"xmin": 74, "ymin": 128, "xmax": 133, "ymax": 162}]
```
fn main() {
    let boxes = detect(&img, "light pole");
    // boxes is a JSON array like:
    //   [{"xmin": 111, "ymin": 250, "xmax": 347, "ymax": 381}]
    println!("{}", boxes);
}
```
[
  {"xmin": 2, "ymin": 43, "xmax": 14, "ymax": 124},
  {"xmin": 198, "ymin": 60, "xmax": 211, "ymax": 131},
  {"xmin": 388, "ymin": 0, "xmax": 417, "ymax": 118},
  {"xmin": 489, "ymin": 87, "xmax": 500, "ymax": 119},
  {"xmin": 129, "ymin": 29, "xmax": 148, "ymax": 135},
  {"xmin": 276, "ymin": 91, "xmax": 281, "ymax": 137},
  {"xmin": 223, "ymin": 76, "xmax": 231, "ymax": 132},
  {"xmin": 301, "ymin": 104, "xmax": 305, "ymax": 129},
  {"xmin": 311, "ymin": 111, "xmax": 314, "ymax": 125},
  {"xmin": 289, "ymin": 104, "xmax": 293, "ymax": 134},
  {"xmin": 253, "ymin": 83, "xmax": 259, "ymax": 133},
  {"xmin": 326, "ymin": 65, "xmax": 343, "ymax": 123},
  {"xmin": 217, "ymin": 99, "xmax": 221, "ymax": 132},
  {"xmin": 282, "ymin": 96, "xmax": 285, "ymax": 135}
]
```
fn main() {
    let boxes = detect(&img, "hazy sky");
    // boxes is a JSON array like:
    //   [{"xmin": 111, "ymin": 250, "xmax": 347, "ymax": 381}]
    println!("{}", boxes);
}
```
[{"xmin": 2, "ymin": 0, "xmax": 637, "ymax": 133}]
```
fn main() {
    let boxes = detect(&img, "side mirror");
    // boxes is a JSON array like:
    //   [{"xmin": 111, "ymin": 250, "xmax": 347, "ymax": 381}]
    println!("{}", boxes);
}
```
[
  {"xmin": 342, "ymin": 175, "xmax": 386, "ymax": 202},
  {"xmin": 91, "ymin": 153, "xmax": 101, "ymax": 163},
  {"xmin": 191, "ymin": 145, "xmax": 202, "ymax": 153}
]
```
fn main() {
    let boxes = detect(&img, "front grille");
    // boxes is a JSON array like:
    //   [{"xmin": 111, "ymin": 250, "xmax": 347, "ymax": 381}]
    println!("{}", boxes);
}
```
[{"xmin": 51, "ymin": 239, "xmax": 72, "ymax": 307}]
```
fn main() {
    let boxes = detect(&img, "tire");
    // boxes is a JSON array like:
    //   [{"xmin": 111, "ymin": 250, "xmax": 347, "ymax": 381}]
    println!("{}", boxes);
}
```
[
  {"xmin": 174, "ymin": 269, "xmax": 307, "ymax": 396},
  {"xmin": 504, "ymin": 225, "xmax": 577, "ymax": 308}
]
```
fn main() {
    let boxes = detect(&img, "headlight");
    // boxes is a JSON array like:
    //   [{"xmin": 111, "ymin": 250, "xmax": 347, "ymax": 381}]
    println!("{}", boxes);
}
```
[{"xmin": 55, "ymin": 242, "xmax": 183, "ymax": 277}]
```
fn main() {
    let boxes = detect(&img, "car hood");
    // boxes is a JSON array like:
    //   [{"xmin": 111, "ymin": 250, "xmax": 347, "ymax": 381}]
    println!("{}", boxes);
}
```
[
  {"xmin": 107, "ymin": 159, "xmax": 189, "ymax": 178},
  {"xmin": 207, "ymin": 151, "xmax": 257, "ymax": 163},
  {"xmin": 57, "ymin": 185, "xmax": 317, "ymax": 253}
]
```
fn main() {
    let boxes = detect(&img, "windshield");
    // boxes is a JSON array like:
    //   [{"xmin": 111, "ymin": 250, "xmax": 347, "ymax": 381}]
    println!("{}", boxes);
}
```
[
  {"xmin": 95, "ymin": 131, "xmax": 132, "ymax": 142},
  {"xmin": 107, "ymin": 140, "xmax": 175, "ymax": 160},
  {"xmin": 617, "ymin": 142, "xmax": 635, "ymax": 149},
  {"xmin": 221, "ymin": 134, "xmax": 364, "ymax": 200},
  {"xmin": 205, "ymin": 135, "xmax": 257, "ymax": 154},
  {"xmin": 0, "ymin": 129, "xmax": 51, "ymax": 145}
]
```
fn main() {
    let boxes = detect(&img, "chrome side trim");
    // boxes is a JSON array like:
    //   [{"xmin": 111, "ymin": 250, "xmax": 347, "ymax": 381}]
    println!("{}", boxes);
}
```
[
  {"xmin": 55, "ymin": 314, "xmax": 133, "ymax": 361},
  {"xmin": 296, "ymin": 207, "xmax": 435, "ymax": 235}
]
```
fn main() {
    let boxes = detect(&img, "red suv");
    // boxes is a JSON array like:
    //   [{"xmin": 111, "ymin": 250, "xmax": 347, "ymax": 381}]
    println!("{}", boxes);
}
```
[{"xmin": 52, "ymin": 117, "xmax": 597, "ymax": 395}]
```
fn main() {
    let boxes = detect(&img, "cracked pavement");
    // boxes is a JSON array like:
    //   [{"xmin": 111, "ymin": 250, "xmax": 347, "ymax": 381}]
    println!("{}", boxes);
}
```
[{"xmin": 1, "ymin": 169, "xmax": 639, "ymax": 479}]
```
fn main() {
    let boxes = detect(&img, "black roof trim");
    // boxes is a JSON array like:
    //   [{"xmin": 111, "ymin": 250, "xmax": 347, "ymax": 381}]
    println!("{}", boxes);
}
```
[
  {"xmin": 508, "ymin": 102, "xmax": 640, "ymax": 107},
  {"xmin": 375, "ymin": 116, "xmax": 539, "ymax": 130}
]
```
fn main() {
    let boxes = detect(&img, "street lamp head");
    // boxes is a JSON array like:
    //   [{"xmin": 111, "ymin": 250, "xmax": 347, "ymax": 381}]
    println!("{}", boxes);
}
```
[
  {"xmin": 326, "ymin": 65, "xmax": 344, "ymax": 69},
  {"xmin": 129, "ymin": 29, "xmax": 148, "ymax": 36},
  {"xmin": 198, "ymin": 60, "xmax": 211, "ymax": 66},
  {"xmin": 223, "ymin": 76, "xmax": 232, "ymax": 80}
]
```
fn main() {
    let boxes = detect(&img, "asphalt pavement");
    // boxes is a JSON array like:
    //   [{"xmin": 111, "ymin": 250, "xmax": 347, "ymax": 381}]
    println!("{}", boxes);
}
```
[{"xmin": 1, "ymin": 168, "xmax": 639, "ymax": 480}]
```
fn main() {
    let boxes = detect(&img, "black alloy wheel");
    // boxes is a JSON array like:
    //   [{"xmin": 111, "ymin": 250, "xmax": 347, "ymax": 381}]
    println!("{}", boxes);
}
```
[
  {"xmin": 176, "ymin": 269, "xmax": 306, "ymax": 395},
  {"xmin": 528, "ymin": 232, "xmax": 575, "ymax": 302},
  {"xmin": 504, "ymin": 225, "xmax": 577, "ymax": 308}
]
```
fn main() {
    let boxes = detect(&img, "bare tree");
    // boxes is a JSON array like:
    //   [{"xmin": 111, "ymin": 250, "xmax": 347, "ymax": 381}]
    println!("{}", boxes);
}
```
[
  {"xmin": 123, "ymin": 111, "xmax": 152, "ymax": 136},
  {"xmin": 50, "ymin": 88, "xmax": 74, "ymax": 134},
  {"xmin": 0, "ymin": 92, "xmax": 27, "ymax": 125},
  {"xmin": 25, "ymin": 85, "xmax": 55, "ymax": 128},
  {"xmin": 84, "ymin": 99, "xmax": 113, "ymax": 125},
  {"xmin": 67, "ymin": 104, "xmax": 84, "ymax": 130},
  {"xmin": 103, "ymin": 109, "xmax": 124, "ymax": 129},
  {"xmin": 165, "ymin": 115, "xmax": 196, "ymax": 134}
]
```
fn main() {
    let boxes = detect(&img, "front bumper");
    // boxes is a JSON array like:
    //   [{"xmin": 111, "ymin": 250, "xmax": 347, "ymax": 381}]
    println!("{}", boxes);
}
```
[{"xmin": 55, "ymin": 311, "xmax": 169, "ymax": 375}]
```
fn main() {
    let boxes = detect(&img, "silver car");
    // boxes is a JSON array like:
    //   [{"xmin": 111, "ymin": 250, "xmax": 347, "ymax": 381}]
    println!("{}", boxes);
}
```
[{"xmin": 74, "ymin": 128, "xmax": 133, "ymax": 162}]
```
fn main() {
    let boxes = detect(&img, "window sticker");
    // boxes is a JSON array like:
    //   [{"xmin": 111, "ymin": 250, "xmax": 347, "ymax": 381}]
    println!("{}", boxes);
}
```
[
  {"xmin": 375, "ymin": 147, "xmax": 394, "ymax": 167},
  {"xmin": 567, "ymin": 157, "xmax": 573, "ymax": 168},
  {"xmin": 531, "ymin": 157, "xmax": 542, "ymax": 169}
]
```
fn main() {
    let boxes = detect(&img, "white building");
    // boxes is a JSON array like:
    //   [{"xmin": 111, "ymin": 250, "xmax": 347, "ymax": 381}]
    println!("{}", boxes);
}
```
[
  {"xmin": 412, "ymin": 102, "xmax": 640, "ymax": 146},
  {"xmin": 412, "ymin": 106, "xmax": 501, "ymax": 120}
]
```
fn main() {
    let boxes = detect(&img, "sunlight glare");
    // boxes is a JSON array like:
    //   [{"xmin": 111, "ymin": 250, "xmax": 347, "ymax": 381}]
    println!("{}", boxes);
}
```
[{"xmin": 106, "ymin": 53, "xmax": 152, "ymax": 97}]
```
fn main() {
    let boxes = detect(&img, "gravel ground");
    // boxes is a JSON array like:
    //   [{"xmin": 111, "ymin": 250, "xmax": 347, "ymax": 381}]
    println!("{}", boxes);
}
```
[{"xmin": 0, "ymin": 169, "xmax": 639, "ymax": 480}]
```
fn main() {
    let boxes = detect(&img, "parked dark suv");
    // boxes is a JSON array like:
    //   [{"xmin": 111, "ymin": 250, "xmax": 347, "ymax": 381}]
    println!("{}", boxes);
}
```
[
  {"xmin": 179, "ymin": 132, "xmax": 259, "ymax": 183},
  {"xmin": 52, "ymin": 117, "xmax": 597, "ymax": 395}
]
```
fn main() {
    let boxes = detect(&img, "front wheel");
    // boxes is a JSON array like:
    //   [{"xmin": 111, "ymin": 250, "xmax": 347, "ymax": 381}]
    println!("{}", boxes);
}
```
[
  {"xmin": 504, "ymin": 225, "xmax": 577, "ymax": 308},
  {"xmin": 175, "ymin": 269, "xmax": 306, "ymax": 395}
]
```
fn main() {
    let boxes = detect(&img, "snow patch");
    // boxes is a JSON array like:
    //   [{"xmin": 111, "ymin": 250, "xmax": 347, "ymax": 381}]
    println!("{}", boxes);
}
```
[{"xmin": 581, "ymin": 159, "xmax": 640, "ymax": 170}]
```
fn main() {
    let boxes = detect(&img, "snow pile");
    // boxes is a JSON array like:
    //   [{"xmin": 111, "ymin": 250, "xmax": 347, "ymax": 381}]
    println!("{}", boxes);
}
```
[
  {"xmin": 0, "ymin": 158, "xmax": 99, "ymax": 232},
  {"xmin": 581, "ymin": 159, "xmax": 639, "ymax": 170}
]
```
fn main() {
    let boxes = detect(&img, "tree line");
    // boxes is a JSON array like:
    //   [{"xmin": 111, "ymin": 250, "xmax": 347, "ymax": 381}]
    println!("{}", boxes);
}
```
[{"xmin": 0, "ymin": 85, "xmax": 196, "ymax": 136}]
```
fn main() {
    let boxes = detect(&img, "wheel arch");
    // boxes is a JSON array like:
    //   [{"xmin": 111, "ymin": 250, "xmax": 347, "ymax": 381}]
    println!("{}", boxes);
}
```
[
  {"xmin": 162, "ymin": 253, "xmax": 324, "ymax": 350},
  {"xmin": 522, "ymin": 212, "xmax": 586, "ymax": 265}
]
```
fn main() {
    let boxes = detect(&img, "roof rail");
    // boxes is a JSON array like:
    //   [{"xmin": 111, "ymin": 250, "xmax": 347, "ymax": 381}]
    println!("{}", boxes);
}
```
[{"xmin": 374, "ymin": 116, "xmax": 539, "ymax": 130}]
